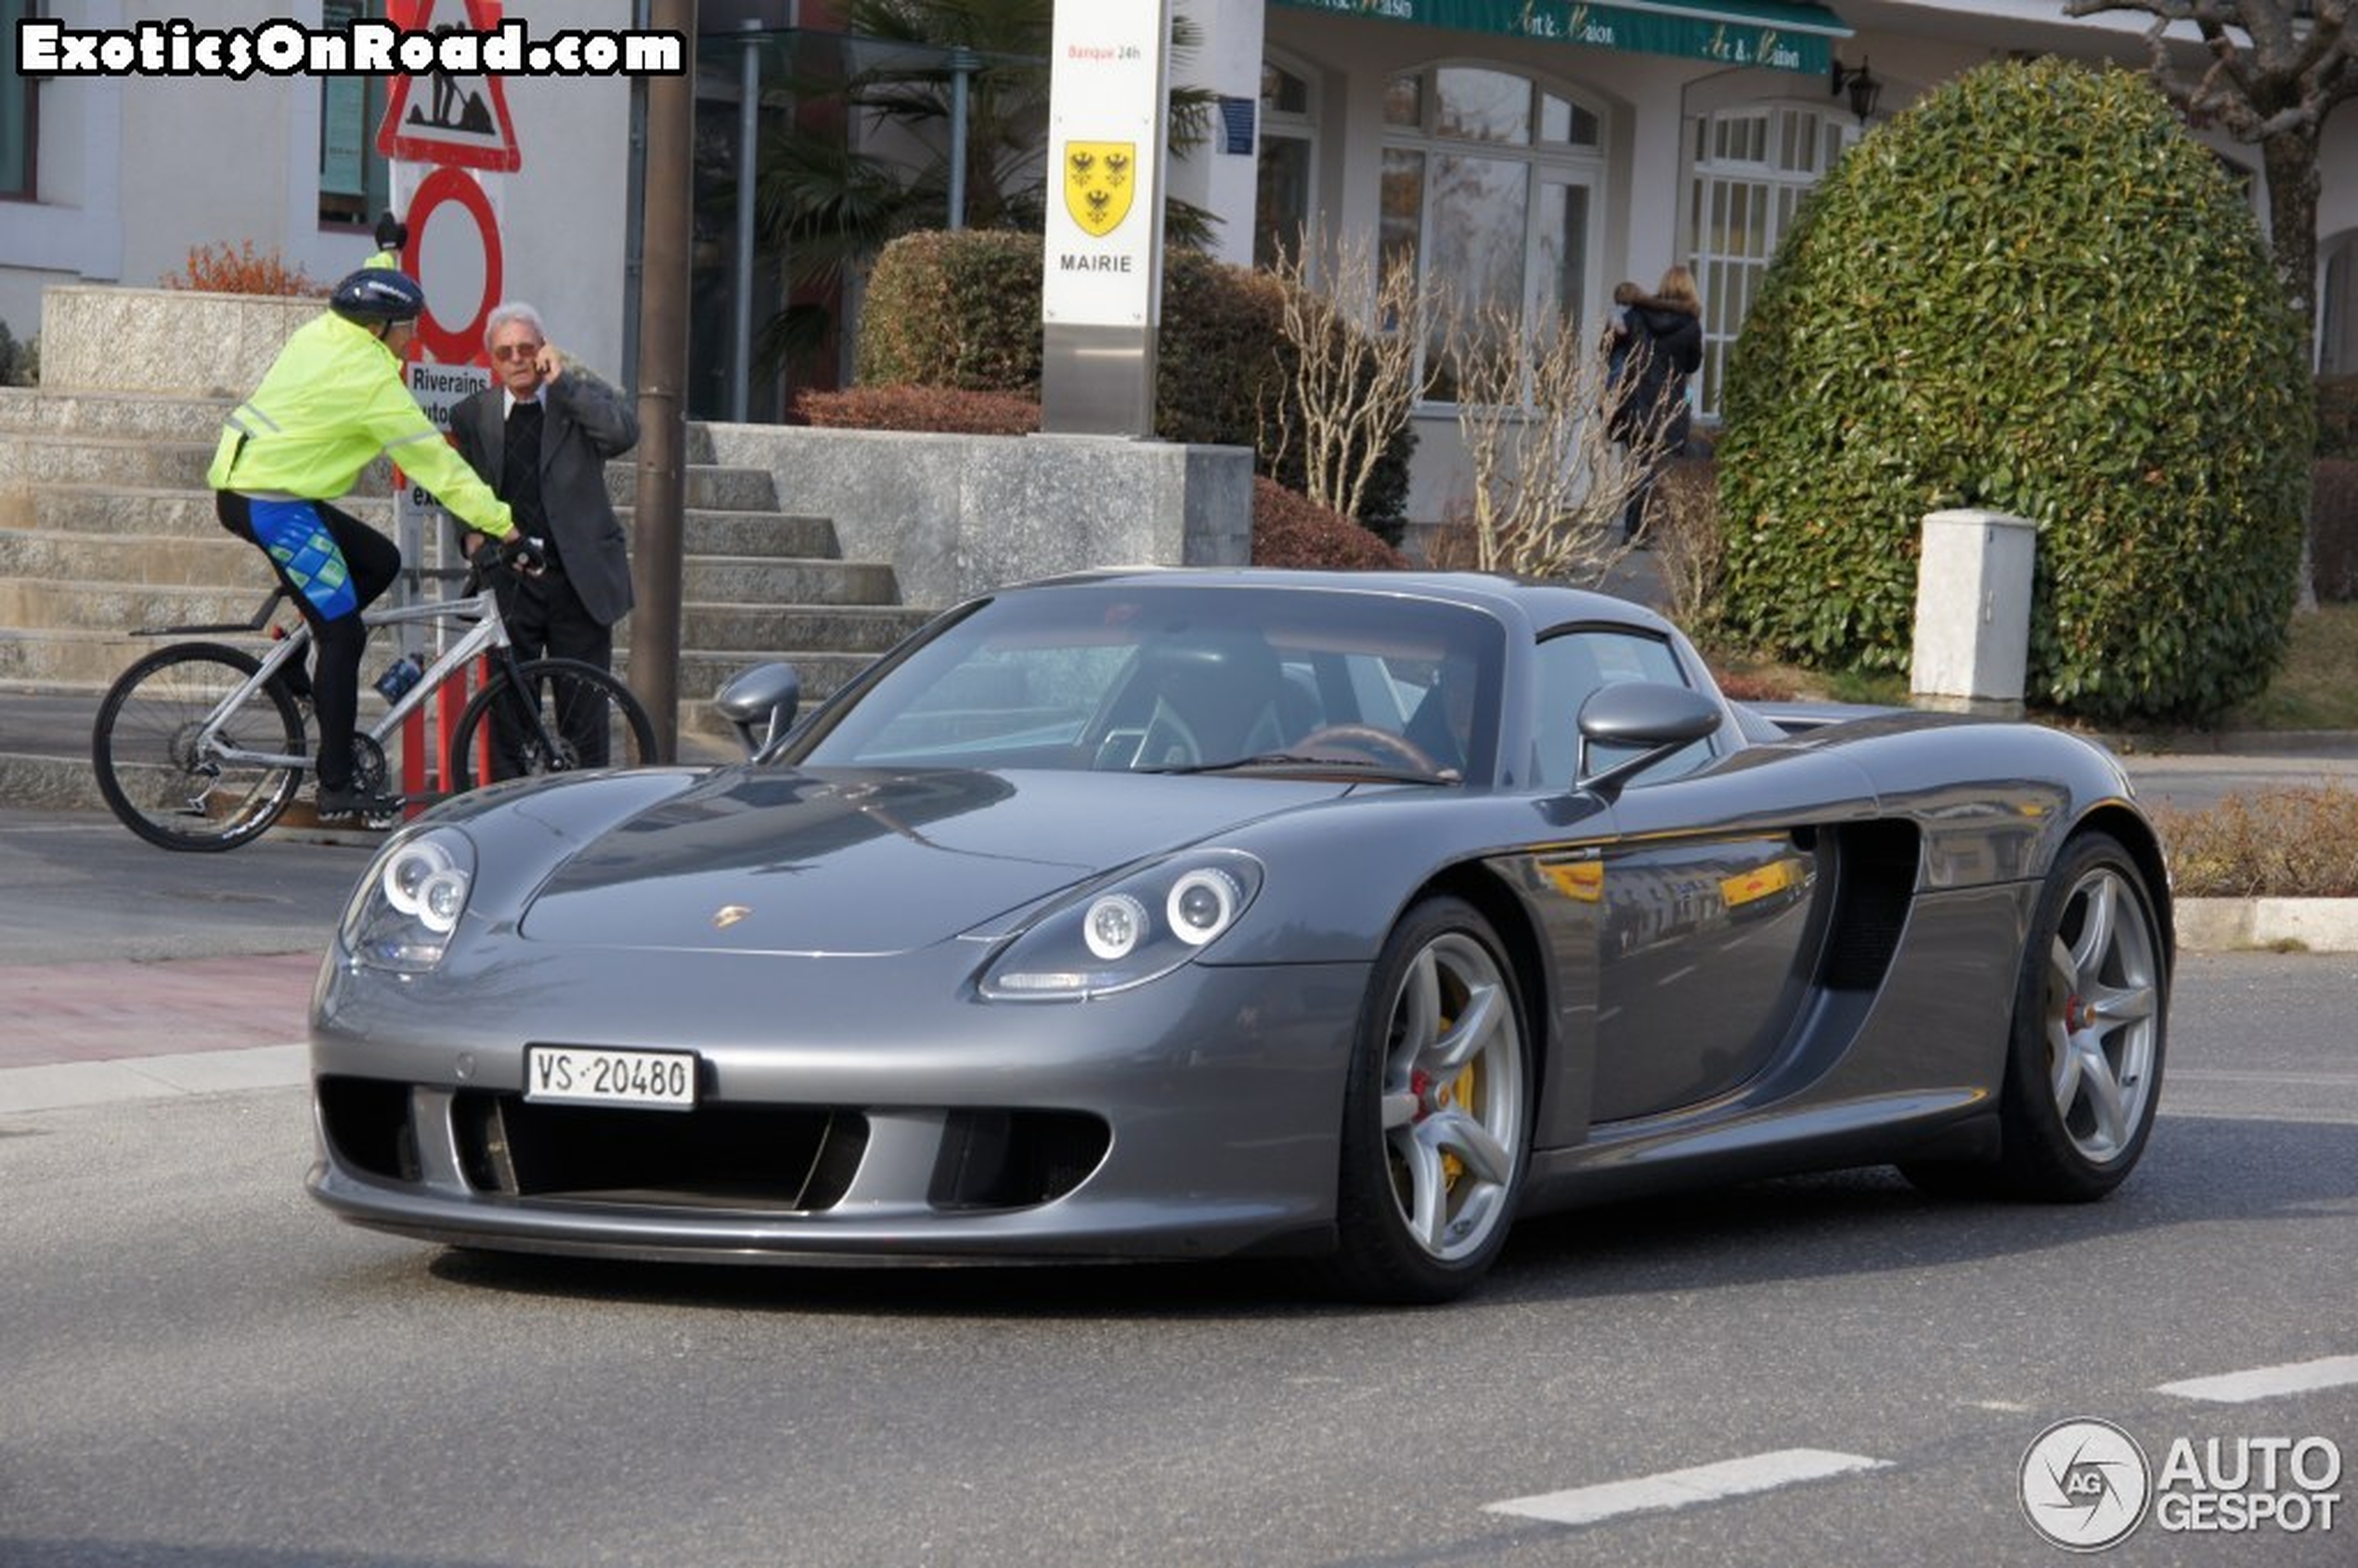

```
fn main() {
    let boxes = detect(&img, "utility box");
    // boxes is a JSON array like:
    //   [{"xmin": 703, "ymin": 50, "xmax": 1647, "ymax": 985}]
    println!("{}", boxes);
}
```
[{"xmin": 1911, "ymin": 509, "xmax": 2037, "ymax": 715}]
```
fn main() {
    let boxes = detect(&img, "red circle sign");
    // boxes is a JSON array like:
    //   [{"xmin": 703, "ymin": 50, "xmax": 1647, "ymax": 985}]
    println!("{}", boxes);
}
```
[{"xmin": 400, "ymin": 165, "xmax": 504, "ymax": 366}]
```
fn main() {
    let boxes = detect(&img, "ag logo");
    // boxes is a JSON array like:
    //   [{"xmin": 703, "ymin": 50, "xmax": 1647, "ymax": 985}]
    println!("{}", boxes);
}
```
[
  {"xmin": 1063, "ymin": 140, "xmax": 1136, "ymax": 238},
  {"xmin": 2021, "ymin": 1419, "xmax": 2151, "ymax": 1552}
]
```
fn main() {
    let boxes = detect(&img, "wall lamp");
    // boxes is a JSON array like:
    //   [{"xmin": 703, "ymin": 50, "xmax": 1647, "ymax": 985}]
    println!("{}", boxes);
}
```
[{"xmin": 1830, "ymin": 56, "xmax": 1882, "ymax": 123}]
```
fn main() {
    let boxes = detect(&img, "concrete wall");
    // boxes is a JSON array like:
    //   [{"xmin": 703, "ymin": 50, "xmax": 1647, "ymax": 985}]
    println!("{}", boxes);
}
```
[{"xmin": 704, "ymin": 424, "xmax": 1256, "ymax": 611}]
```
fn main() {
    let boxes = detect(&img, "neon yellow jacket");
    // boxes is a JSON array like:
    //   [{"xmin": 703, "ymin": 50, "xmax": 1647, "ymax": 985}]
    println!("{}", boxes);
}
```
[{"xmin": 206, "ymin": 310, "xmax": 515, "ymax": 540}]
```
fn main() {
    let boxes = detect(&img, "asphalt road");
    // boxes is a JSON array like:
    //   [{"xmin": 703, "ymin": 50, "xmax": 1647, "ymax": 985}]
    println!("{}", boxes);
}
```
[{"xmin": 2, "ymin": 951, "xmax": 2351, "ymax": 1568}]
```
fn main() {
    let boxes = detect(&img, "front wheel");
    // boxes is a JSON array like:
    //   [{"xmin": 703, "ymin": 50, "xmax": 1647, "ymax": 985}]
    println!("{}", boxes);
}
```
[
  {"xmin": 1320, "ymin": 897, "xmax": 1533, "ymax": 1304},
  {"xmin": 91, "ymin": 642, "xmax": 306, "ymax": 851},
  {"xmin": 446, "ymin": 658, "xmax": 657, "ymax": 791}
]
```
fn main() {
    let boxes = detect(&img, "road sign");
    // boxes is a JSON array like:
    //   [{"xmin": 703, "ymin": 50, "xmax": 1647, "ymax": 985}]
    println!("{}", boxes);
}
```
[
  {"xmin": 375, "ymin": 0, "xmax": 523, "ymax": 172},
  {"xmin": 399, "ymin": 164, "xmax": 504, "ymax": 365}
]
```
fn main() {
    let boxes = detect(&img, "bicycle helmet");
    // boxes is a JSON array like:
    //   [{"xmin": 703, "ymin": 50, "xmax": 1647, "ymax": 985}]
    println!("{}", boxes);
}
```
[{"xmin": 329, "ymin": 266, "xmax": 426, "ymax": 327}]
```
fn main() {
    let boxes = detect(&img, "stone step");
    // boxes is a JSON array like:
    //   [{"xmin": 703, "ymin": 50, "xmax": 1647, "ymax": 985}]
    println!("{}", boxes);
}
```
[
  {"xmin": 0, "ymin": 434, "xmax": 780, "ymax": 512},
  {"xmin": 0, "ymin": 496, "xmax": 842, "ymax": 559},
  {"xmin": 0, "ymin": 390, "xmax": 728, "ymax": 462},
  {"xmin": 681, "ymin": 555, "xmax": 902, "ymax": 605},
  {"xmin": 0, "ymin": 386, "xmax": 237, "ymax": 442},
  {"xmin": 666, "ymin": 603, "xmax": 930, "ymax": 654}
]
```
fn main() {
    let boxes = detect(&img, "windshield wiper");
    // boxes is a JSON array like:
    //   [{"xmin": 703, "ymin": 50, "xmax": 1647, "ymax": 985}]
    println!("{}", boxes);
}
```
[{"xmin": 1138, "ymin": 752, "xmax": 1458, "ymax": 784}]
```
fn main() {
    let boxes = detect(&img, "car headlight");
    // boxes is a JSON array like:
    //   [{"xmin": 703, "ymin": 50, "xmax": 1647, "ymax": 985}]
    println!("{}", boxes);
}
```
[
  {"xmin": 340, "ymin": 826, "xmax": 476, "ymax": 973},
  {"xmin": 978, "ymin": 850, "xmax": 1263, "ymax": 1001}
]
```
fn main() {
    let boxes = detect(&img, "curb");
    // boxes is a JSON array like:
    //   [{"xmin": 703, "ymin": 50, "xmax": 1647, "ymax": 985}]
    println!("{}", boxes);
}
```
[{"xmin": 2174, "ymin": 898, "xmax": 2358, "ymax": 954}]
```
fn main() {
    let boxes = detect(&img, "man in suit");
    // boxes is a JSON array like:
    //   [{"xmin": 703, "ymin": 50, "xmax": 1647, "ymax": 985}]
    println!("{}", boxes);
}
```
[{"xmin": 449, "ymin": 301, "xmax": 639, "ymax": 769}]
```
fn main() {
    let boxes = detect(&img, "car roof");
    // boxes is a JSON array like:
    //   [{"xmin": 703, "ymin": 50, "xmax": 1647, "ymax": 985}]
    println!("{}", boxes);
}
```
[{"xmin": 1003, "ymin": 566, "xmax": 1678, "ymax": 640}]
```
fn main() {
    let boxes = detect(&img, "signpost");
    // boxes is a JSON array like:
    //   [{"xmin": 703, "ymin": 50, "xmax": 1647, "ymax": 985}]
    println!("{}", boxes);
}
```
[
  {"xmin": 1040, "ymin": 0, "xmax": 1172, "ymax": 438},
  {"xmin": 375, "ymin": 0, "xmax": 516, "ymax": 798}
]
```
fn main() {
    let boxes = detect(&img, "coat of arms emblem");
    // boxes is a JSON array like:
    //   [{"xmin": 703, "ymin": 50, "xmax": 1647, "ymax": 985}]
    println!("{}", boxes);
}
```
[{"xmin": 1063, "ymin": 140, "xmax": 1137, "ymax": 239}]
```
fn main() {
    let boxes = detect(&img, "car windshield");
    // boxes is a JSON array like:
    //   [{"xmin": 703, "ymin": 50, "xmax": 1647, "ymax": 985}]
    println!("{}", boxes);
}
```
[{"xmin": 790, "ymin": 583, "xmax": 1506, "ymax": 783}]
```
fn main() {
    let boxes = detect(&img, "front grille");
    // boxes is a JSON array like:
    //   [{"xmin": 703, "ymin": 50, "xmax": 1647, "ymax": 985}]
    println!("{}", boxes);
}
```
[
  {"xmin": 453, "ymin": 1092, "xmax": 861, "ymax": 1211},
  {"xmin": 317, "ymin": 1076, "xmax": 1112, "ymax": 1215}
]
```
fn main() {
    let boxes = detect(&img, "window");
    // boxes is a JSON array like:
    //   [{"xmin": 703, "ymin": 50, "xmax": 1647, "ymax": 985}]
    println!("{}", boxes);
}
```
[
  {"xmin": 318, "ymin": 0, "xmax": 389, "ymax": 228},
  {"xmin": 1380, "ymin": 67, "xmax": 1603, "ymax": 404},
  {"xmin": 1253, "ymin": 60, "xmax": 1315, "ymax": 269},
  {"xmin": 2, "ymin": 0, "xmax": 38, "ymax": 200},
  {"xmin": 1532, "ymin": 628, "xmax": 1713, "ymax": 789},
  {"xmin": 1685, "ymin": 104, "xmax": 1858, "ymax": 419}
]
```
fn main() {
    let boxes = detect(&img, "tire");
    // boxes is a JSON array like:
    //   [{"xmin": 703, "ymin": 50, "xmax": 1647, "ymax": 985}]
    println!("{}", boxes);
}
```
[
  {"xmin": 91, "ymin": 642, "xmax": 306, "ymax": 852},
  {"xmin": 1321, "ymin": 897, "xmax": 1533, "ymax": 1304},
  {"xmin": 446, "ymin": 658, "xmax": 658, "ymax": 792},
  {"xmin": 1905, "ymin": 831, "xmax": 2167, "ymax": 1201}
]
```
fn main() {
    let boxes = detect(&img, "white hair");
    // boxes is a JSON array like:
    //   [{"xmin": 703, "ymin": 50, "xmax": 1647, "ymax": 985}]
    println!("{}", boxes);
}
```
[{"xmin": 483, "ymin": 301, "xmax": 548, "ymax": 349}]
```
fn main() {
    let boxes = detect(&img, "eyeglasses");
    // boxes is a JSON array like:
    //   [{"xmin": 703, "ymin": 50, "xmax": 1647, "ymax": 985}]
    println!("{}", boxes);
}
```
[{"xmin": 489, "ymin": 343, "xmax": 544, "ymax": 363}]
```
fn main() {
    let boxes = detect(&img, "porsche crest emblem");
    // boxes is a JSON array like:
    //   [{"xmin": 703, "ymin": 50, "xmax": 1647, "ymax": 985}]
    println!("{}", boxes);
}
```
[
  {"xmin": 712, "ymin": 904, "xmax": 752, "ymax": 930},
  {"xmin": 1063, "ymin": 140, "xmax": 1136, "ymax": 239}
]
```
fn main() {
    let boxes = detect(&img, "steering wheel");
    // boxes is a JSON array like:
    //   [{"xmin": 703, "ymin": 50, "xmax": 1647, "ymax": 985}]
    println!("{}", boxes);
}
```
[{"xmin": 1293, "ymin": 723, "xmax": 1440, "ymax": 773}]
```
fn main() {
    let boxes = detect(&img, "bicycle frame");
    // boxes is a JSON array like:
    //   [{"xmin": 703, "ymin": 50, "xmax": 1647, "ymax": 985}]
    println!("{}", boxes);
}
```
[{"xmin": 182, "ymin": 590, "xmax": 513, "ymax": 773}]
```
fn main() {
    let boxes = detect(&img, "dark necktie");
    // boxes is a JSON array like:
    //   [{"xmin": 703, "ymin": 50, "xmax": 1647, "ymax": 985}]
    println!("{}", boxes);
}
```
[{"xmin": 502, "ymin": 399, "xmax": 549, "ymax": 540}]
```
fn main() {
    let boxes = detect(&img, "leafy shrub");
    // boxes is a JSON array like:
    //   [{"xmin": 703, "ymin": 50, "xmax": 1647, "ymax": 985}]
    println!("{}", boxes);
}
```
[
  {"xmin": 1251, "ymin": 477, "xmax": 1406, "ymax": 570},
  {"xmin": 796, "ymin": 384, "xmax": 1041, "ymax": 435},
  {"xmin": 0, "ymin": 318, "xmax": 34, "ymax": 387},
  {"xmin": 1717, "ymin": 58, "xmax": 2312, "ymax": 724},
  {"xmin": 163, "ymin": 241, "xmax": 328, "ymax": 296},
  {"xmin": 2316, "ymin": 377, "xmax": 2358, "ymax": 459},
  {"xmin": 2153, "ymin": 786, "xmax": 2358, "ymax": 897},
  {"xmin": 2313, "ymin": 460, "xmax": 2358, "ymax": 602},
  {"xmin": 854, "ymin": 229, "xmax": 1413, "ymax": 535}
]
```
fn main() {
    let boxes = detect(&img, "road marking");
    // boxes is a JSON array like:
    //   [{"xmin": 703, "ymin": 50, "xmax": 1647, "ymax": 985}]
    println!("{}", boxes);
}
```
[
  {"xmin": 2155, "ymin": 1354, "xmax": 2358, "ymax": 1405},
  {"xmin": 1485, "ymin": 1449, "xmax": 1891, "ymax": 1528}
]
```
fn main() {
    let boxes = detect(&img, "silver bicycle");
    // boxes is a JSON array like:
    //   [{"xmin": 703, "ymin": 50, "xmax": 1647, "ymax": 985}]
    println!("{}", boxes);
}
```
[{"xmin": 91, "ymin": 559, "xmax": 658, "ymax": 851}]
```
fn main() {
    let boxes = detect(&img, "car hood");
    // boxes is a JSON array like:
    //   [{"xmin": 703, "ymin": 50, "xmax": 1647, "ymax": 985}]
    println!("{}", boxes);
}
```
[{"xmin": 516, "ymin": 767, "xmax": 1351, "ymax": 955}]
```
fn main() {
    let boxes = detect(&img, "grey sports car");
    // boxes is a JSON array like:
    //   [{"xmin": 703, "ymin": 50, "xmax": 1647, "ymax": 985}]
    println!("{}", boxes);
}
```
[{"xmin": 308, "ymin": 569, "xmax": 2170, "ymax": 1302}]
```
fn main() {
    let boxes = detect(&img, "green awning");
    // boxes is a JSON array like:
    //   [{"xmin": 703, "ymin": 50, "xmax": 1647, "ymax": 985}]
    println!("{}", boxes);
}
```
[{"xmin": 1271, "ymin": 0, "xmax": 1850, "ymax": 77}]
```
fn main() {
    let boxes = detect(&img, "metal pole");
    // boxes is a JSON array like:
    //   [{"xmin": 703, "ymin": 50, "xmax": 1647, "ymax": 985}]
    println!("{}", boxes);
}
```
[
  {"xmin": 948, "ymin": 46, "xmax": 976, "ymax": 231},
  {"xmin": 732, "ymin": 19, "xmax": 760, "ymax": 422},
  {"xmin": 632, "ymin": 0, "xmax": 696, "ymax": 763}
]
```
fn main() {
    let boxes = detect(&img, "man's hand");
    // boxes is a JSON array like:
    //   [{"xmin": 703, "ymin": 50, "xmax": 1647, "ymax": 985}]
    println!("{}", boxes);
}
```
[
  {"xmin": 499, "ymin": 533, "xmax": 549, "ymax": 577},
  {"xmin": 374, "ymin": 211, "xmax": 408, "ymax": 253}
]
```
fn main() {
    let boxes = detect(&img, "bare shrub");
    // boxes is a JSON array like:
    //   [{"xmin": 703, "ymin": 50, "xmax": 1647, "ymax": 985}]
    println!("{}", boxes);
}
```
[
  {"xmin": 163, "ymin": 241, "xmax": 327, "ymax": 296},
  {"xmin": 1440, "ymin": 299, "xmax": 1679, "ymax": 584},
  {"xmin": 1261, "ymin": 230, "xmax": 1423, "ymax": 528},
  {"xmin": 1650, "ymin": 456, "xmax": 1723, "ymax": 624},
  {"xmin": 2152, "ymin": 785, "xmax": 2358, "ymax": 897}
]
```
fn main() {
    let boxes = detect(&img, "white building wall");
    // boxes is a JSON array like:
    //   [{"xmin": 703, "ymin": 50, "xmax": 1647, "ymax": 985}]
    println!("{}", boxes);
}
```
[{"xmin": 2, "ymin": 0, "xmax": 636, "ymax": 380}]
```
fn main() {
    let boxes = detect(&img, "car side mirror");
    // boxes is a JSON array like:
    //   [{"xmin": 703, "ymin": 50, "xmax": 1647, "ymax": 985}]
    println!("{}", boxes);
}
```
[
  {"xmin": 1574, "ymin": 681, "xmax": 1723, "ymax": 800},
  {"xmin": 714, "ymin": 662, "xmax": 802, "ymax": 758}
]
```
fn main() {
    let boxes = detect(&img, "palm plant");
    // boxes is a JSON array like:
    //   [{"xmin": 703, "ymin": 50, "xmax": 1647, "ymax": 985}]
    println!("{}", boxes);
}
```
[{"xmin": 746, "ymin": 0, "xmax": 1215, "ymax": 374}]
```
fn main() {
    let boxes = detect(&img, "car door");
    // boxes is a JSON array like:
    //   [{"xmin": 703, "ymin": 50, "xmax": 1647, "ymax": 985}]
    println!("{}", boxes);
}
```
[{"xmin": 1529, "ymin": 627, "xmax": 1877, "ymax": 1125}]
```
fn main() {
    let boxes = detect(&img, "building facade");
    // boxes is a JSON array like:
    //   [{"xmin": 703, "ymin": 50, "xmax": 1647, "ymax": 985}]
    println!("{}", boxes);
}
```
[{"xmin": 8, "ymin": 1, "xmax": 2358, "ymax": 522}]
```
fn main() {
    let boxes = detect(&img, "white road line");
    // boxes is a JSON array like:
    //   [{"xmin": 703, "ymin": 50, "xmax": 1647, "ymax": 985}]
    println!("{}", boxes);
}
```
[
  {"xmin": 1485, "ymin": 1449, "xmax": 1891, "ymax": 1528},
  {"xmin": 2155, "ymin": 1355, "xmax": 2358, "ymax": 1405}
]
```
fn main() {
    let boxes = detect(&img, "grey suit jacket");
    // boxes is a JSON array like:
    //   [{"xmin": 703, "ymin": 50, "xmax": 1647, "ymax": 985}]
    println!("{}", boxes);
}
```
[{"xmin": 449, "ymin": 367, "xmax": 640, "ymax": 628}]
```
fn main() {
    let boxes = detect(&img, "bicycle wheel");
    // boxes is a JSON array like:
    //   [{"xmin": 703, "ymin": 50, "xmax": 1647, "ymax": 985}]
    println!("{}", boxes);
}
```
[
  {"xmin": 446, "ymin": 657, "xmax": 657, "ymax": 792},
  {"xmin": 91, "ymin": 641, "xmax": 306, "ymax": 851}
]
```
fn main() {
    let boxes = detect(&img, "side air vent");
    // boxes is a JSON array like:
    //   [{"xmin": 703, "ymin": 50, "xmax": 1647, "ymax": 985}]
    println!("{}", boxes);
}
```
[{"xmin": 1820, "ymin": 821, "xmax": 1920, "ymax": 991}]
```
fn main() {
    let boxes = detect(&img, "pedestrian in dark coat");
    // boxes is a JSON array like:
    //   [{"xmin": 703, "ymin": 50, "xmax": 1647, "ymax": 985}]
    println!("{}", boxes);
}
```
[
  {"xmin": 1607, "ymin": 266, "xmax": 1704, "ymax": 544},
  {"xmin": 448, "ymin": 301, "xmax": 639, "ymax": 769}
]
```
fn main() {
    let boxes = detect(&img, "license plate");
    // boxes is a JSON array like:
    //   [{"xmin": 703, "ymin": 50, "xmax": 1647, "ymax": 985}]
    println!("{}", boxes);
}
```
[{"xmin": 525, "ymin": 1046, "xmax": 698, "ymax": 1110}]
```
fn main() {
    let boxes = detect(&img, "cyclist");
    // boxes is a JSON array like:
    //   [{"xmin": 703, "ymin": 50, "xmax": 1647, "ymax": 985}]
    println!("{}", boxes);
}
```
[{"xmin": 207, "ymin": 263, "xmax": 538, "ymax": 822}]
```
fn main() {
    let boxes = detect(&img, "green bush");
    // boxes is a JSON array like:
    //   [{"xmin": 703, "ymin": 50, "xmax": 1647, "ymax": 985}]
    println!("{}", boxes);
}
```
[
  {"xmin": 2315, "ymin": 377, "xmax": 2358, "ymax": 459},
  {"xmin": 853, "ymin": 230, "xmax": 1413, "ymax": 535},
  {"xmin": 1717, "ymin": 58, "xmax": 2312, "ymax": 724}
]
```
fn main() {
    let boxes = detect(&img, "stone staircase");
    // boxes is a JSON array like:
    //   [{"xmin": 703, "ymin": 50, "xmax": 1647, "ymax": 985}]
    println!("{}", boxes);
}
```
[{"xmin": 0, "ymin": 385, "xmax": 931, "ymax": 759}]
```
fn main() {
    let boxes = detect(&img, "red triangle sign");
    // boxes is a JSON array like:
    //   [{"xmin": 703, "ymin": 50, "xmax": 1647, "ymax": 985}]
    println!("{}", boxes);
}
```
[{"xmin": 375, "ymin": 0, "xmax": 523, "ymax": 172}]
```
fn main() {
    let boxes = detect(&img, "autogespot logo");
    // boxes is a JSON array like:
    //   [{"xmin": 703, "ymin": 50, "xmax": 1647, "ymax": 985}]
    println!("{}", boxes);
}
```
[{"xmin": 2021, "ymin": 1419, "xmax": 2152, "ymax": 1552}]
